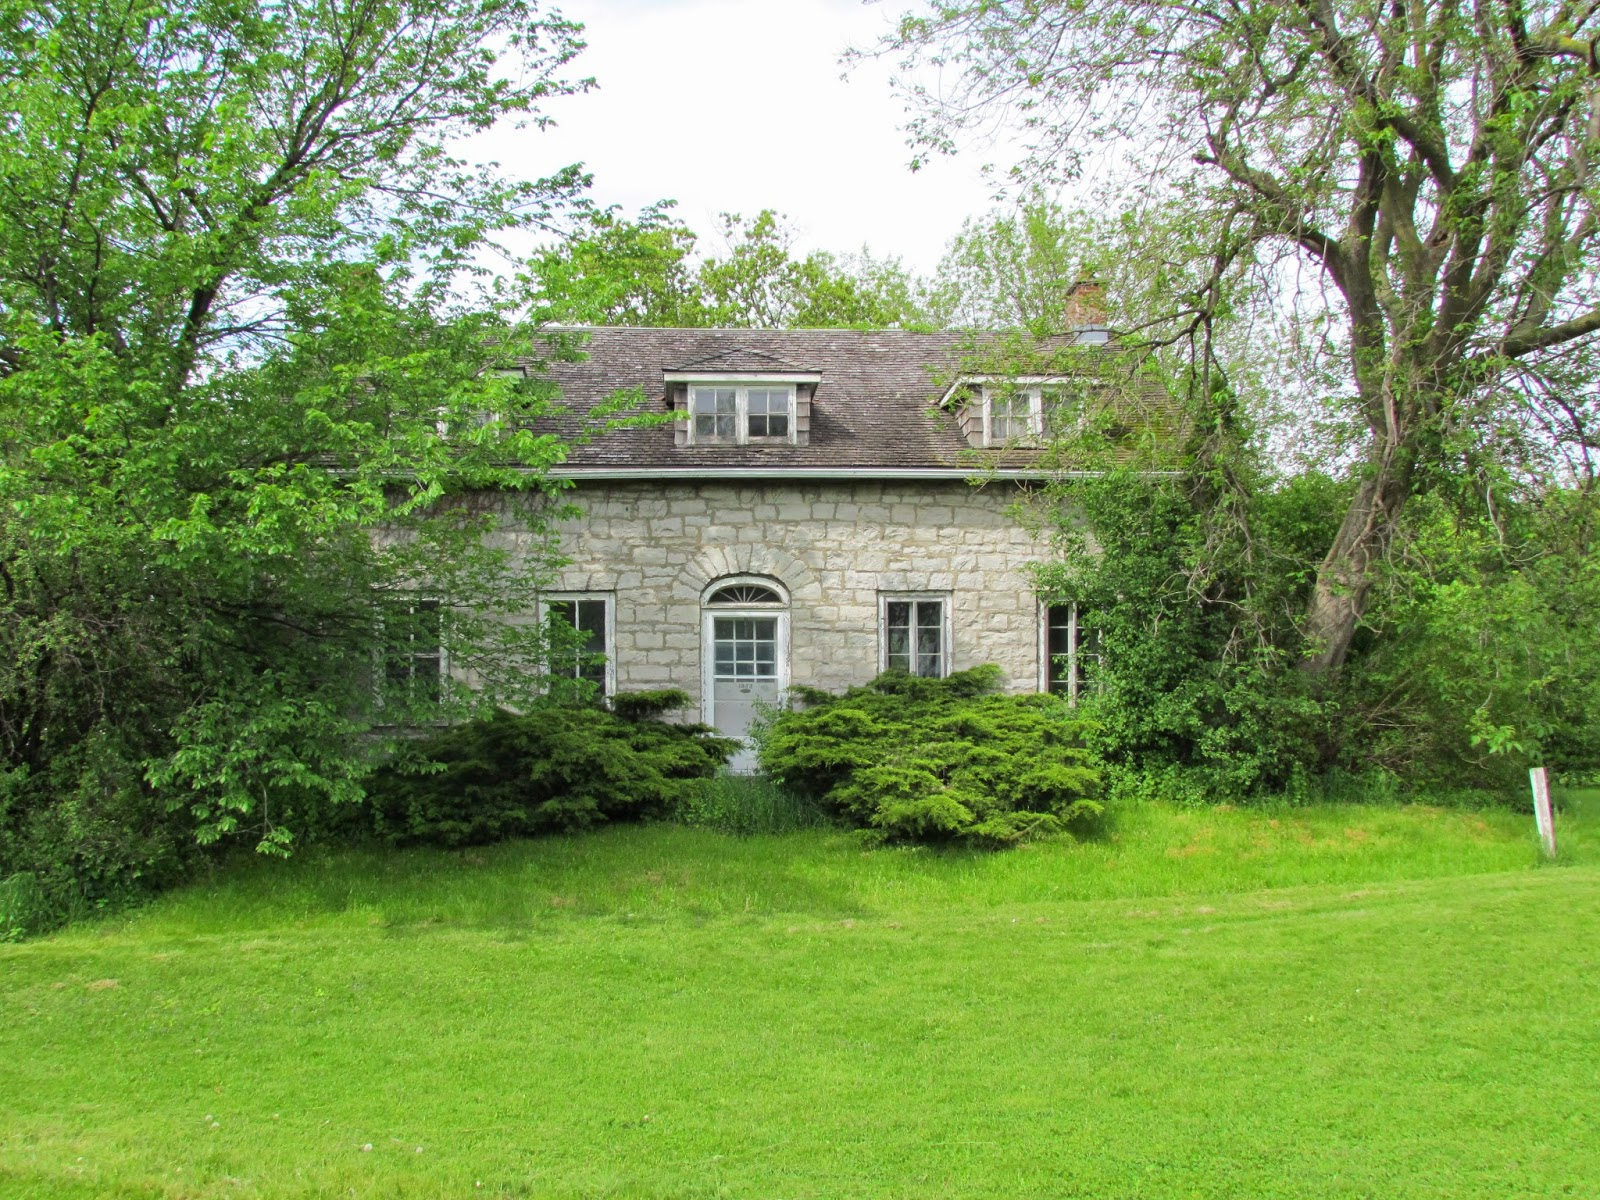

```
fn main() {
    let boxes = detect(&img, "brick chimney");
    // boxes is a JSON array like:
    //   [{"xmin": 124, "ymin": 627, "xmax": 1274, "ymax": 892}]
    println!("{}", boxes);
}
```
[{"xmin": 1065, "ymin": 278, "xmax": 1109, "ymax": 344}]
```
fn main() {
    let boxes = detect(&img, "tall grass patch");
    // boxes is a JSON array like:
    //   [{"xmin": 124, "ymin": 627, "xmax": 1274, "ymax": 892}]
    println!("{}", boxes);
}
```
[{"xmin": 670, "ymin": 773, "xmax": 829, "ymax": 836}]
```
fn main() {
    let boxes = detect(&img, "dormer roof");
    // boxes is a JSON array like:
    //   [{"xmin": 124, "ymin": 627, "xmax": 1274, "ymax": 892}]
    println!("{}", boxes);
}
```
[{"xmin": 665, "ymin": 346, "xmax": 816, "ymax": 375}]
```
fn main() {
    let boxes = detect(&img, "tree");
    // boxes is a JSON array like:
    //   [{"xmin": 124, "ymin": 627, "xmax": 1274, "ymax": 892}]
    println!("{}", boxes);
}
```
[
  {"xmin": 0, "ymin": 0, "xmax": 591, "ymax": 911},
  {"xmin": 925, "ymin": 194, "xmax": 1106, "ymax": 332},
  {"xmin": 526, "ymin": 206, "xmax": 930, "ymax": 329},
  {"xmin": 523, "ymin": 201, "xmax": 705, "ymax": 326},
  {"xmin": 881, "ymin": 0, "xmax": 1600, "ymax": 676}
]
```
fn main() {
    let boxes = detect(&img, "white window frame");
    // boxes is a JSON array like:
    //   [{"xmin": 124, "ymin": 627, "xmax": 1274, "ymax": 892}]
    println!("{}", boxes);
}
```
[
  {"xmin": 685, "ymin": 381, "xmax": 798, "ymax": 446},
  {"xmin": 1038, "ymin": 600, "xmax": 1101, "ymax": 704},
  {"xmin": 377, "ymin": 597, "xmax": 448, "ymax": 714},
  {"xmin": 981, "ymin": 382, "xmax": 1103, "ymax": 447},
  {"xmin": 983, "ymin": 385, "xmax": 1045, "ymax": 445},
  {"xmin": 878, "ymin": 592, "xmax": 953, "ymax": 678},
  {"xmin": 540, "ymin": 592, "xmax": 616, "ymax": 697},
  {"xmin": 700, "ymin": 576, "xmax": 790, "ymax": 731}
]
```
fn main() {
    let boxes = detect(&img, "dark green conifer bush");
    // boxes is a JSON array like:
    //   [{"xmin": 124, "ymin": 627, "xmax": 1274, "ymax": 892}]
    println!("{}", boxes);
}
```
[
  {"xmin": 369, "ymin": 696, "xmax": 737, "ymax": 847},
  {"xmin": 759, "ymin": 666, "xmax": 1103, "ymax": 846}
]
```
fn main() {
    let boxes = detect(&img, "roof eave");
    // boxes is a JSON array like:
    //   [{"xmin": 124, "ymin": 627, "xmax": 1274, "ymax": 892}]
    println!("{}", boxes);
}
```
[{"xmin": 545, "ymin": 466, "xmax": 1122, "ymax": 482}]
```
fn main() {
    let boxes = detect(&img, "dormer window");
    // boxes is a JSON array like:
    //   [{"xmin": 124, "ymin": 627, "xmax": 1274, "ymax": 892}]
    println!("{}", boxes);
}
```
[
  {"xmin": 983, "ymin": 385, "xmax": 1064, "ymax": 445},
  {"xmin": 970, "ymin": 382, "xmax": 1097, "ymax": 447},
  {"xmin": 688, "ymin": 383, "xmax": 795, "ymax": 444},
  {"xmin": 986, "ymin": 388, "xmax": 1038, "ymax": 443}
]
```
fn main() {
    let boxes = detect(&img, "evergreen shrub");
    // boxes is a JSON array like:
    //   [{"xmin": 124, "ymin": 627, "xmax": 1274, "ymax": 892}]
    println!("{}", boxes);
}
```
[
  {"xmin": 368, "ymin": 695, "xmax": 737, "ymax": 847},
  {"xmin": 758, "ymin": 666, "xmax": 1103, "ymax": 846}
]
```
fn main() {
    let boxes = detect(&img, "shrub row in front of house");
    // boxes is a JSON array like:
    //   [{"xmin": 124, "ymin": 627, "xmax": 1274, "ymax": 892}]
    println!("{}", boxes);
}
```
[
  {"xmin": 367, "ymin": 690, "xmax": 737, "ymax": 846},
  {"xmin": 369, "ymin": 666, "xmax": 1105, "ymax": 851},
  {"xmin": 758, "ymin": 665, "xmax": 1104, "ymax": 846}
]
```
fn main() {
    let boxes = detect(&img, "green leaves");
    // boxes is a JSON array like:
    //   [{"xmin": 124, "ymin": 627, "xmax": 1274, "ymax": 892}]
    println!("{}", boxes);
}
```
[
  {"xmin": 524, "ymin": 205, "xmax": 931, "ymax": 330},
  {"xmin": 760, "ymin": 668, "xmax": 1104, "ymax": 847},
  {"xmin": 0, "ymin": 0, "xmax": 591, "ymax": 899}
]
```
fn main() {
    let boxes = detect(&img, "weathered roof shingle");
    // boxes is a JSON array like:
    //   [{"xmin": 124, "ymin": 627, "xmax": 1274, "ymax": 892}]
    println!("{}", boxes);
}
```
[{"xmin": 526, "ymin": 326, "xmax": 1166, "ymax": 473}]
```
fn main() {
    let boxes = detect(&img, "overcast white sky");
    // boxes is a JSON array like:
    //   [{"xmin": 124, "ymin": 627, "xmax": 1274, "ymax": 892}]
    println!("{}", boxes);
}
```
[{"xmin": 473, "ymin": 0, "xmax": 1019, "ymax": 274}]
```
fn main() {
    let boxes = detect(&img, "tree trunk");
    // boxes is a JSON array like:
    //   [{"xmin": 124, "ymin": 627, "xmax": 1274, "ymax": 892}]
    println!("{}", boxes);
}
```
[{"xmin": 1299, "ymin": 457, "xmax": 1413, "ymax": 676}]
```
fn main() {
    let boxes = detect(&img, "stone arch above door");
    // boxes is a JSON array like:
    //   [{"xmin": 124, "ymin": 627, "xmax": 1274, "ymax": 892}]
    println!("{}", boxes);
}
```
[{"xmin": 672, "ymin": 545, "xmax": 821, "ymax": 605}]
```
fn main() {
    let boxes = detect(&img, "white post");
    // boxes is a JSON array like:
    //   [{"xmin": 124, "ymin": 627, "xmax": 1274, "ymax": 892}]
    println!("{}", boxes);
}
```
[{"xmin": 1529, "ymin": 767, "xmax": 1557, "ymax": 858}]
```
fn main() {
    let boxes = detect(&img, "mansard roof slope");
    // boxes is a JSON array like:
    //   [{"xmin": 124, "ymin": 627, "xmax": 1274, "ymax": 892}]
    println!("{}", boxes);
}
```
[{"xmin": 527, "ymin": 325, "xmax": 1171, "ymax": 476}]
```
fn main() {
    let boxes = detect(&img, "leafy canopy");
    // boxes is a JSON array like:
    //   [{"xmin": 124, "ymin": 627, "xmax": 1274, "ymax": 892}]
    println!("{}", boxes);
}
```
[
  {"xmin": 881, "ymin": 0, "xmax": 1600, "ymax": 676},
  {"xmin": 526, "ymin": 206, "xmax": 931, "ymax": 329},
  {"xmin": 0, "ymin": 0, "xmax": 592, "ymax": 905}
]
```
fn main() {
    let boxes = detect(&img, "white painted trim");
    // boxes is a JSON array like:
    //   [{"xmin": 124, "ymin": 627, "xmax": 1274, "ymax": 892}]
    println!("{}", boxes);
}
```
[
  {"xmin": 1039, "ymin": 600, "xmax": 1098, "ymax": 705},
  {"xmin": 684, "ymin": 382, "xmax": 799, "ymax": 447},
  {"xmin": 1038, "ymin": 598, "xmax": 1051, "ymax": 696},
  {"xmin": 538, "ymin": 591, "xmax": 616, "ymax": 697},
  {"xmin": 701, "ymin": 606, "xmax": 790, "ymax": 736},
  {"xmin": 937, "ymin": 374, "xmax": 1079, "ymax": 409},
  {"xmin": 877, "ymin": 592, "xmax": 953, "ymax": 677},
  {"xmin": 701, "ymin": 574, "xmax": 792, "ymax": 607},
  {"xmin": 1039, "ymin": 598, "xmax": 1078, "ymax": 703},
  {"xmin": 980, "ymin": 384, "xmax": 1047, "ymax": 446},
  {"xmin": 663, "ymin": 371, "xmax": 821, "ymax": 384}
]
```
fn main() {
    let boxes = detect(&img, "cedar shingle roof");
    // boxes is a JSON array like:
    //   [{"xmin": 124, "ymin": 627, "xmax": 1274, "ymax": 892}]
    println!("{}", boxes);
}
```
[{"xmin": 526, "ymin": 326, "xmax": 1168, "ymax": 473}]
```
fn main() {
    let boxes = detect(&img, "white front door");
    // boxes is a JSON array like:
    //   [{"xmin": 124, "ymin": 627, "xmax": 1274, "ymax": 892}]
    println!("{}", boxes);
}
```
[{"xmin": 707, "ymin": 613, "xmax": 784, "ymax": 773}]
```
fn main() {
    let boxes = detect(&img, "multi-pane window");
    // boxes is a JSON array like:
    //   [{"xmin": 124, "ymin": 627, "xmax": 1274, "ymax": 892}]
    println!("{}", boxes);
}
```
[
  {"xmin": 1040, "ymin": 386, "xmax": 1078, "ymax": 437},
  {"xmin": 746, "ymin": 388, "xmax": 790, "ymax": 438},
  {"xmin": 713, "ymin": 617, "xmax": 778, "ymax": 679},
  {"xmin": 1045, "ymin": 603, "xmax": 1102, "ymax": 703},
  {"xmin": 883, "ymin": 597, "xmax": 947, "ymax": 677},
  {"xmin": 547, "ymin": 596, "xmax": 610, "ymax": 691},
  {"xmin": 987, "ymin": 390, "xmax": 1036, "ymax": 443},
  {"xmin": 691, "ymin": 387, "xmax": 737, "ymax": 440},
  {"xmin": 688, "ymin": 384, "xmax": 795, "ymax": 444},
  {"xmin": 707, "ymin": 583, "xmax": 783, "ymax": 605},
  {"xmin": 385, "ymin": 599, "xmax": 443, "ymax": 704},
  {"xmin": 980, "ymin": 382, "xmax": 1109, "ymax": 445}
]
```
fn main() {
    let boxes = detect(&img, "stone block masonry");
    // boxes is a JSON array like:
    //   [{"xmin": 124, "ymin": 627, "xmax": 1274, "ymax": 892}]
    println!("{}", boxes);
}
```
[{"xmin": 499, "ymin": 478, "xmax": 1054, "ymax": 723}]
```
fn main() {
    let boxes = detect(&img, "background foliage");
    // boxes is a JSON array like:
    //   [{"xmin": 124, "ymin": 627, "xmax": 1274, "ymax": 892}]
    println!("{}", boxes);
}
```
[{"xmin": 524, "ymin": 205, "xmax": 928, "ymax": 329}]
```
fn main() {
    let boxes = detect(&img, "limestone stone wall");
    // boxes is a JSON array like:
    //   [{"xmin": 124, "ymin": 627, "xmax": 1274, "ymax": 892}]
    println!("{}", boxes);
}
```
[{"xmin": 510, "ymin": 478, "xmax": 1054, "ymax": 721}]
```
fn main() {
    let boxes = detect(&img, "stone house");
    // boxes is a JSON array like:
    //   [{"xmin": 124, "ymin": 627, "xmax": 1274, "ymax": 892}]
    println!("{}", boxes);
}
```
[{"xmin": 510, "ymin": 315, "xmax": 1139, "ymax": 768}]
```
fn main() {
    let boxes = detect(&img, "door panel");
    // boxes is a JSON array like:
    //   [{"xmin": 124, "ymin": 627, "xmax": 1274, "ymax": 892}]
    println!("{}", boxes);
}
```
[{"xmin": 709, "ymin": 614, "xmax": 782, "ymax": 773}]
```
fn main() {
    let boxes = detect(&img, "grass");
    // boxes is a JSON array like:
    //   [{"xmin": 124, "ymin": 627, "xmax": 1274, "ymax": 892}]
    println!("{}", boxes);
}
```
[
  {"xmin": 669, "ymin": 772, "xmax": 829, "ymax": 837},
  {"xmin": 1, "ymin": 791, "xmax": 1597, "ymax": 1199}
]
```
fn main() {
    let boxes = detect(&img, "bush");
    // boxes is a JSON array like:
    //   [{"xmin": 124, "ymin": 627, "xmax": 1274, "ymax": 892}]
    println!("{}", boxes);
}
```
[
  {"xmin": 368, "ymin": 699, "xmax": 738, "ymax": 847},
  {"xmin": 759, "ymin": 666, "xmax": 1103, "ymax": 846},
  {"xmin": 0, "ymin": 731, "xmax": 197, "ymax": 936}
]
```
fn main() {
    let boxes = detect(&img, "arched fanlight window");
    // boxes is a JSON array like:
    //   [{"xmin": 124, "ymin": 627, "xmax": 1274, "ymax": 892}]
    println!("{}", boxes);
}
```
[{"xmin": 706, "ymin": 583, "xmax": 783, "ymax": 605}]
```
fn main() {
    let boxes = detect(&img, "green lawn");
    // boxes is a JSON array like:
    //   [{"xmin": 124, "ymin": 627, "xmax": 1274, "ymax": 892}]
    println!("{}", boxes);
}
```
[{"xmin": 3, "ymin": 795, "xmax": 1598, "ymax": 1199}]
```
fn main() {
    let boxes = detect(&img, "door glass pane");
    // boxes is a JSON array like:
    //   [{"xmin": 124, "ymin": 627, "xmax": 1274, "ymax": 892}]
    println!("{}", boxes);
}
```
[{"xmin": 713, "ymin": 615, "xmax": 778, "ymax": 679}]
